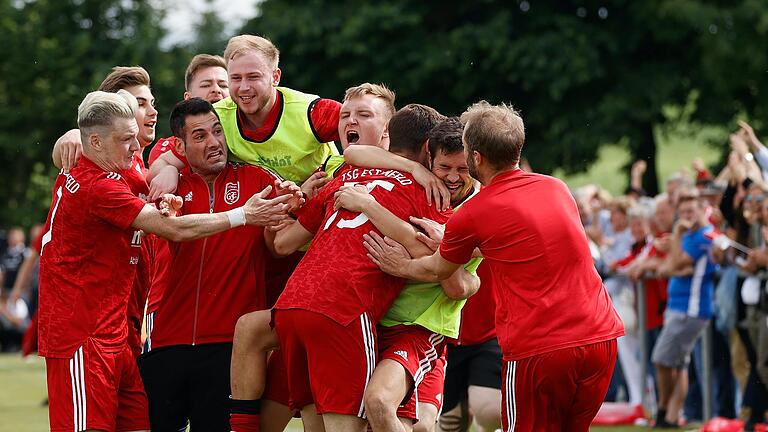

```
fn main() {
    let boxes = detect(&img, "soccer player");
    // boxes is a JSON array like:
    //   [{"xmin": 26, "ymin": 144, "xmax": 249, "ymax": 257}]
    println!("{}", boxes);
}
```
[
  {"xmin": 138, "ymin": 98, "xmax": 302, "ymax": 431},
  {"xmin": 266, "ymin": 105, "xmax": 454, "ymax": 432},
  {"xmin": 38, "ymin": 91, "xmax": 295, "ymax": 432},
  {"xmin": 143, "ymin": 53, "xmax": 231, "ymax": 352},
  {"xmin": 365, "ymin": 101, "xmax": 624, "ymax": 432},
  {"xmin": 49, "ymin": 66, "xmax": 159, "ymax": 359},
  {"xmin": 652, "ymin": 192, "xmax": 719, "ymax": 428},
  {"xmin": 228, "ymin": 83, "xmax": 397, "ymax": 432},
  {"xmin": 337, "ymin": 117, "xmax": 483, "ymax": 432},
  {"xmin": 148, "ymin": 34, "xmax": 340, "ymax": 192}
]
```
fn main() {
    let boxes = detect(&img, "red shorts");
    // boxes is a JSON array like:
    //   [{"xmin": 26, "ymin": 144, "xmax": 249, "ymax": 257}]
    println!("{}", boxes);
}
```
[
  {"xmin": 378, "ymin": 325, "xmax": 446, "ymax": 420},
  {"xmin": 273, "ymin": 309, "xmax": 376, "ymax": 417},
  {"xmin": 417, "ymin": 351, "xmax": 447, "ymax": 412},
  {"xmin": 501, "ymin": 339, "xmax": 617, "ymax": 432},
  {"xmin": 264, "ymin": 349, "xmax": 290, "ymax": 406},
  {"xmin": 45, "ymin": 340, "xmax": 149, "ymax": 432}
]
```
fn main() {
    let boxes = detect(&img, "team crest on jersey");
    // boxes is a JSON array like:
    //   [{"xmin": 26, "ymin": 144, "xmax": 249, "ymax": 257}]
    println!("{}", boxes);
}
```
[{"xmin": 224, "ymin": 182, "xmax": 240, "ymax": 205}]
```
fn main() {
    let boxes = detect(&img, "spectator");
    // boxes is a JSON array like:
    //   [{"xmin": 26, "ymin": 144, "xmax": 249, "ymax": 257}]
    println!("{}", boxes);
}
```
[
  {"xmin": 0, "ymin": 227, "xmax": 30, "ymax": 293},
  {"xmin": 652, "ymin": 191, "xmax": 721, "ymax": 428},
  {"xmin": 0, "ymin": 283, "xmax": 29, "ymax": 352}
]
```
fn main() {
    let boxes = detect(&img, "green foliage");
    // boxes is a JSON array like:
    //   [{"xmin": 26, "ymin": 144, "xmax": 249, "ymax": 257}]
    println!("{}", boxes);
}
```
[
  {"xmin": 0, "ymin": 0, "xmax": 192, "ymax": 228},
  {"xmin": 242, "ymin": 0, "xmax": 768, "ymax": 195}
]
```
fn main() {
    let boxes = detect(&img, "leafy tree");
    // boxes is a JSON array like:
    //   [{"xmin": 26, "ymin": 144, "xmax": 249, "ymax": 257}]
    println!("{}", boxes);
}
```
[
  {"xmin": 0, "ymin": 0, "xmax": 189, "ymax": 228},
  {"xmin": 193, "ymin": 0, "xmax": 229, "ymax": 56},
  {"xmin": 241, "ymin": 0, "xmax": 768, "ymax": 195}
]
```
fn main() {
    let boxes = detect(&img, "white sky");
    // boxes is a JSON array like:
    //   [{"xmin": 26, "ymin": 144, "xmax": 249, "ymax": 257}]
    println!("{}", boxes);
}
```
[{"xmin": 159, "ymin": 0, "xmax": 260, "ymax": 47}]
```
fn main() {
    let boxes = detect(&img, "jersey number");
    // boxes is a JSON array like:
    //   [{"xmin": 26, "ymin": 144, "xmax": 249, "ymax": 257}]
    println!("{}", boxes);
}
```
[
  {"xmin": 323, "ymin": 180, "xmax": 395, "ymax": 230},
  {"xmin": 40, "ymin": 186, "xmax": 63, "ymax": 256}
]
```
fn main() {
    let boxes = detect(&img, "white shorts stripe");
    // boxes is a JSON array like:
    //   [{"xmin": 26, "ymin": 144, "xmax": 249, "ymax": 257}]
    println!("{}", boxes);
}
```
[
  {"xmin": 505, "ymin": 360, "xmax": 516, "ymax": 431},
  {"xmin": 412, "ymin": 333, "xmax": 444, "ymax": 385},
  {"xmin": 69, "ymin": 346, "xmax": 86, "ymax": 432},
  {"xmin": 358, "ymin": 313, "xmax": 376, "ymax": 419}
]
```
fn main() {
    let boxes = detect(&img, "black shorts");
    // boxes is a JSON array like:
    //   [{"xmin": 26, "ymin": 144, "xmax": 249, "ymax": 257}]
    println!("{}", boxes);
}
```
[
  {"xmin": 138, "ymin": 342, "xmax": 232, "ymax": 432},
  {"xmin": 442, "ymin": 338, "xmax": 502, "ymax": 412}
]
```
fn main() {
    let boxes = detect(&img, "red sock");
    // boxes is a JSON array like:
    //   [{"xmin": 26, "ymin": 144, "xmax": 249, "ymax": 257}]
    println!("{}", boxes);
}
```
[{"xmin": 230, "ymin": 412, "xmax": 260, "ymax": 432}]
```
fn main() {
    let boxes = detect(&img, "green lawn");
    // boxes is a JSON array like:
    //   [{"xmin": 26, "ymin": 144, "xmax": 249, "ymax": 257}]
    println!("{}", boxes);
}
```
[{"xmin": 0, "ymin": 353, "xmax": 659, "ymax": 431}]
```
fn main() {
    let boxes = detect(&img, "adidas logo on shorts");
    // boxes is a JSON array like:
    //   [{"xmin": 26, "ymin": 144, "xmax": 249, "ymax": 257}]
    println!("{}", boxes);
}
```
[
  {"xmin": 185, "ymin": 191, "xmax": 193, "ymax": 202},
  {"xmin": 394, "ymin": 350, "xmax": 408, "ymax": 360}
]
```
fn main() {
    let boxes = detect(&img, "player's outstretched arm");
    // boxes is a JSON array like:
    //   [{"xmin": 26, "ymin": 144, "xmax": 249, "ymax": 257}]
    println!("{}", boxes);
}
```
[
  {"xmin": 148, "ymin": 151, "xmax": 185, "ymax": 200},
  {"xmin": 333, "ymin": 184, "xmax": 432, "ymax": 258},
  {"xmin": 52, "ymin": 129, "xmax": 82, "ymax": 171},
  {"xmin": 364, "ymin": 231, "xmax": 460, "ymax": 282},
  {"xmin": 343, "ymin": 145, "xmax": 450, "ymax": 210},
  {"xmin": 133, "ymin": 186, "xmax": 293, "ymax": 242}
]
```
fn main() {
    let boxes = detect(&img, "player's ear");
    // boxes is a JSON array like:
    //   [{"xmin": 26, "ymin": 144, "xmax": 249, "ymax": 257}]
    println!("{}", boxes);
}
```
[
  {"xmin": 174, "ymin": 137, "xmax": 187, "ymax": 157},
  {"xmin": 272, "ymin": 68, "xmax": 282, "ymax": 87},
  {"xmin": 88, "ymin": 133, "xmax": 102, "ymax": 151},
  {"xmin": 183, "ymin": 91, "xmax": 192, "ymax": 101},
  {"xmin": 425, "ymin": 139, "xmax": 433, "ymax": 169},
  {"xmin": 473, "ymin": 150, "xmax": 483, "ymax": 167}
]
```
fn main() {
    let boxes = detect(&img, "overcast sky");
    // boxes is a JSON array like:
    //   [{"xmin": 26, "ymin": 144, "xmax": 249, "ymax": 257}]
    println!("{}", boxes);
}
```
[{"xmin": 160, "ymin": 0, "xmax": 259, "ymax": 47}]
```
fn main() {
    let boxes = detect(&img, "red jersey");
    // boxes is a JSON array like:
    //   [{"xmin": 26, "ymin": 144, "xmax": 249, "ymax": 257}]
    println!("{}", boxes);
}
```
[
  {"xmin": 239, "ymin": 91, "xmax": 340, "ymax": 143},
  {"xmin": 38, "ymin": 157, "xmax": 146, "ymax": 358},
  {"xmin": 122, "ymin": 153, "xmax": 155, "ymax": 341},
  {"xmin": 275, "ymin": 166, "xmax": 451, "ymax": 326},
  {"xmin": 439, "ymin": 169, "xmax": 624, "ymax": 361},
  {"xmin": 149, "ymin": 163, "xmax": 281, "ymax": 348},
  {"xmin": 644, "ymin": 232, "xmax": 670, "ymax": 330},
  {"xmin": 457, "ymin": 260, "xmax": 497, "ymax": 345},
  {"xmin": 148, "ymin": 136, "xmax": 189, "ymax": 169},
  {"xmin": 144, "ymin": 138, "xmax": 180, "ymax": 315}
]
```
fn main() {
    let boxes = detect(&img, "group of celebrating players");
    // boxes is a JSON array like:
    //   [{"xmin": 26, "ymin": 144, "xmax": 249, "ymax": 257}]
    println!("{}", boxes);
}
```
[{"xmin": 37, "ymin": 34, "xmax": 624, "ymax": 432}]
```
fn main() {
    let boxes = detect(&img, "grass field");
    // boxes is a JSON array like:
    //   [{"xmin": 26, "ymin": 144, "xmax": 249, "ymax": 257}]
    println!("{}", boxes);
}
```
[{"xmin": 0, "ymin": 353, "xmax": 672, "ymax": 431}]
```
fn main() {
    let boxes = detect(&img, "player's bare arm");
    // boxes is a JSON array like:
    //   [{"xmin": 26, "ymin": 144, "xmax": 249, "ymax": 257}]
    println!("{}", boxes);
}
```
[
  {"xmin": 266, "ymin": 219, "xmax": 314, "ymax": 256},
  {"xmin": 52, "ymin": 128, "xmax": 83, "ymax": 171},
  {"xmin": 364, "ymin": 231, "xmax": 461, "ymax": 282},
  {"xmin": 344, "ymin": 145, "xmax": 450, "ymax": 210},
  {"xmin": 333, "ymin": 184, "xmax": 432, "ymax": 257},
  {"xmin": 133, "ymin": 186, "xmax": 292, "ymax": 242},
  {"xmin": 147, "ymin": 150, "xmax": 185, "ymax": 200}
]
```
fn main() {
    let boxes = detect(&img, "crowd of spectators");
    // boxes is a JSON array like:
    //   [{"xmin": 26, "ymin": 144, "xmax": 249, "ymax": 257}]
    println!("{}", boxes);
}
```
[
  {"xmin": 577, "ymin": 121, "xmax": 768, "ymax": 429},
  {"xmin": 0, "ymin": 225, "xmax": 41, "ymax": 353}
]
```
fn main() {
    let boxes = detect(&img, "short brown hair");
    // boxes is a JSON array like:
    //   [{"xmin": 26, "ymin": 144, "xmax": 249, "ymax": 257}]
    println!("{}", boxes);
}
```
[
  {"xmin": 460, "ymin": 101, "xmax": 525, "ymax": 170},
  {"xmin": 223, "ymin": 34, "xmax": 279, "ymax": 69},
  {"xmin": 677, "ymin": 189, "xmax": 703, "ymax": 208},
  {"xmin": 388, "ymin": 104, "xmax": 445, "ymax": 157},
  {"xmin": 98, "ymin": 66, "xmax": 150, "ymax": 92},
  {"xmin": 343, "ymin": 83, "xmax": 396, "ymax": 118},
  {"xmin": 185, "ymin": 54, "xmax": 227, "ymax": 90}
]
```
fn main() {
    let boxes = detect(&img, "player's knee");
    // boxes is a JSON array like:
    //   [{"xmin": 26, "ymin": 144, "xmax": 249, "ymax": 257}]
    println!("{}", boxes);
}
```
[
  {"xmin": 413, "ymin": 417, "xmax": 436, "ymax": 432},
  {"xmin": 234, "ymin": 311, "xmax": 275, "ymax": 350},
  {"xmin": 473, "ymin": 406, "xmax": 501, "ymax": 430},
  {"xmin": 364, "ymin": 389, "xmax": 397, "ymax": 421}
]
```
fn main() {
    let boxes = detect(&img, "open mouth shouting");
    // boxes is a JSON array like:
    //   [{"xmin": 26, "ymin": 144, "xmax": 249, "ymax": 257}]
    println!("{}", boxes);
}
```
[{"xmin": 346, "ymin": 130, "xmax": 360, "ymax": 145}]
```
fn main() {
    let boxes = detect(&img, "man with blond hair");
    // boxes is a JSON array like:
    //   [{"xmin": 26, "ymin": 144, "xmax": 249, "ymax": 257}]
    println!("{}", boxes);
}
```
[
  {"xmin": 227, "ymin": 82, "xmax": 398, "ymax": 432},
  {"xmin": 39, "ymin": 90, "xmax": 296, "ymax": 432},
  {"xmin": 51, "ymin": 66, "xmax": 160, "ymax": 360},
  {"xmin": 365, "ymin": 101, "xmax": 624, "ymax": 432}
]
